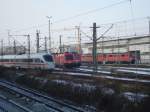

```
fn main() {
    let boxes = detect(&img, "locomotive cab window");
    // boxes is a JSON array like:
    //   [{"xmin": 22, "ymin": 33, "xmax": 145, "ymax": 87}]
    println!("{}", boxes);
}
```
[
  {"xmin": 43, "ymin": 55, "xmax": 53, "ymax": 62},
  {"xmin": 65, "ymin": 55, "xmax": 73, "ymax": 60}
]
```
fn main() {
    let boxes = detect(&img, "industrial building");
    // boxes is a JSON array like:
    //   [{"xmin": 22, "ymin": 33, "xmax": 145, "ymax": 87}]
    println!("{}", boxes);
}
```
[{"xmin": 81, "ymin": 35, "xmax": 150, "ymax": 64}]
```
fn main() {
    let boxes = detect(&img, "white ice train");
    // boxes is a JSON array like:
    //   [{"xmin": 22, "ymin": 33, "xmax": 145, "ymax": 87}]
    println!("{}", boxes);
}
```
[{"xmin": 0, "ymin": 53, "xmax": 55, "ymax": 71}]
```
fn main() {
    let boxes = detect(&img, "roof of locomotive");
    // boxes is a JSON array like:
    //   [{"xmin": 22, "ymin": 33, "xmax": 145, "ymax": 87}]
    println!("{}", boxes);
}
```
[
  {"xmin": 53, "ymin": 52, "xmax": 80, "ymax": 54},
  {"xmin": 53, "ymin": 52, "xmax": 74, "ymax": 55}
]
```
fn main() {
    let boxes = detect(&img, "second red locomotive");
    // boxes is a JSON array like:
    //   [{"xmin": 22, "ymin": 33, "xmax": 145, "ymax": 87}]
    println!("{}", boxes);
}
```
[{"xmin": 81, "ymin": 51, "xmax": 140, "ymax": 64}]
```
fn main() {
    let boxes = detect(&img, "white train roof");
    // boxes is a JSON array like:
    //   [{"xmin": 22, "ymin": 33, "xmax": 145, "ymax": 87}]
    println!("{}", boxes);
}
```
[{"xmin": 0, "ymin": 53, "xmax": 52, "ymax": 59}]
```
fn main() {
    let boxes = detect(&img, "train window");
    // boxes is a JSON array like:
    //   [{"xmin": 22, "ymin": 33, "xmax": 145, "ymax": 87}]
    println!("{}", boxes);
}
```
[
  {"xmin": 40, "ymin": 60, "xmax": 44, "ymax": 63},
  {"xmin": 103, "ymin": 54, "xmax": 106, "ymax": 58},
  {"xmin": 43, "ymin": 55, "xmax": 53, "ymax": 62},
  {"xmin": 16, "ymin": 59, "xmax": 22, "ymax": 62},
  {"xmin": 22, "ymin": 59, "xmax": 27, "ymax": 62},
  {"xmin": 65, "ymin": 55, "xmax": 73, "ymax": 60},
  {"xmin": 121, "ymin": 54, "xmax": 125, "ymax": 57},
  {"xmin": 18, "ymin": 59, "xmax": 24, "ymax": 62},
  {"xmin": 3, "ymin": 59, "xmax": 9, "ymax": 62},
  {"xmin": 34, "ymin": 58, "xmax": 40, "ymax": 63},
  {"xmin": 10, "ymin": 59, "xmax": 13, "ymax": 62},
  {"xmin": 28, "ymin": 59, "xmax": 33, "ymax": 62},
  {"xmin": 20, "ymin": 59, "xmax": 33, "ymax": 62},
  {"xmin": 74, "ymin": 54, "xmax": 80, "ymax": 59}
]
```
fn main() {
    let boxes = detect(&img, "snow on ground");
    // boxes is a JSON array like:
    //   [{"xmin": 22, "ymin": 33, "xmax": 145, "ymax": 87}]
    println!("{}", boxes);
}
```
[
  {"xmin": 52, "ymin": 79, "xmax": 96, "ymax": 91},
  {"xmin": 123, "ymin": 92, "xmax": 148, "ymax": 102},
  {"xmin": 52, "ymin": 79, "xmax": 116, "ymax": 95},
  {"xmin": 52, "ymin": 79, "xmax": 68, "ymax": 85},
  {"xmin": 101, "ymin": 88, "xmax": 114, "ymax": 95}
]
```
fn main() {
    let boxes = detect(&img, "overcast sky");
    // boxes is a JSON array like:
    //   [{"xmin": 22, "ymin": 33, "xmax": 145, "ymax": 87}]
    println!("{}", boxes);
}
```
[{"xmin": 0, "ymin": 0, "xmax": 149, "ymax": 50}]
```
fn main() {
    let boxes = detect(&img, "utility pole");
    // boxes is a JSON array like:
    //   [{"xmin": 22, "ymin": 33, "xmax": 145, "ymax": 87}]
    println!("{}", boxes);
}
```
[
  {"xmin": 48, "ymin": 18, "xmax": 51, "ymax": 51},
  {"xmin": 62, "ymin": 44, "xmax": 65, "ymax": 53},
  {"xmin": 13, "ymin": 40, "xmax": 16, "ymax": 54},
  {"xmin": 7, "ymin": 30, "xmax": 11, "ymax": 46},
  {"xmin": 46, "ymin": 16, "xmax": 52, "ymax": 52},
  {"xmin": 127, "ymin": 39, "xmax": 130, "ymax": 64},
  {"xmin": 44, "ymin": 36, "xmax": 47, "ymax": 52},
  {"xmin": 59, "ymin": 35, "xmax": 62, "ymax": 53},
  {"xmin": 117, "ymin": 36, "xmax": 120, "ymax": 64},
  {"xmin": 91, "ymin": 23, "xmax": 99, "ymax": 73},
  {"xmin": 148, "ymin": 17, "xmax": 150, "ymax": 64},
  {"xmin": 91, "ymin": 23, "xmax": 113, "ymax": 73},
  {"xmin": 1, "ymin": 40, "xmax": 3, "ymax": 64},
  {"xmin": 76, "ymin": 26, "xmax": 81, "ymax": 53},
  {"xmin": 27, "ymin": 35, "xmax": 30, "ymax": 68},
  {"xmin": 36, "ymin": 30, "xmax": 40, "ymax": 53},
  {"xmin": 102, "ymin": 36, "xmax": 104, "ymax": 64},
  {"xmin": 149, "ymin": 17, "xmax": 150, "ymax": 36}
]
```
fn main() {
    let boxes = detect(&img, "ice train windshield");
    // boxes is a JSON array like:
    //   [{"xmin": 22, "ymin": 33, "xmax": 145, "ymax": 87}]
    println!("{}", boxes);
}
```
[{"xmin": 43, "ymin": 55, "xmax": 53, "ymax": 62}]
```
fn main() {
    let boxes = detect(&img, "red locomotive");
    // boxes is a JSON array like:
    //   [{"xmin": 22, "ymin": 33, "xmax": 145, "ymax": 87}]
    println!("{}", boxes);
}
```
[
  {"xmin": 81, "ymin": 51, "xmax": 140, "ymax": 64},
  {"xmin": 53, "ymin": 52, "xmax": 81, "ymax": 68},
  {"xmin": 72, "ymin": 52, "xmax": 81, "ymax": 67}
]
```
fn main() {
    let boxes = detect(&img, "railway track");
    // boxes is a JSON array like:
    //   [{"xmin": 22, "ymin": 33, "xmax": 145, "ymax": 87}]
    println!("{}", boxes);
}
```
[
  {"xmin": 0, "ymin": 80, "xmax": 86, "ymax": 112},
  {"xmin": 54, "ymin": 65, "xmax": 150, "ymax": 77},
  {"xmin": 0, "ymin": 94, "xmax": 31, "ymax": 112},
  {"xmin": 53, "ymin": 67, "xmax": 150, "ymax": 84},
  {"xmin": 79, "ymin": 66, "xmax": 150, "ymax": 75}
]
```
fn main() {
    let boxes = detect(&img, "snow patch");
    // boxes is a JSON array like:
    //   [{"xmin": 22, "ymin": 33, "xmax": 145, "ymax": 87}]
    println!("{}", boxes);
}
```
[{"xmin": 123, "ymin": 92, "xmax": 148, "ymax": 102}]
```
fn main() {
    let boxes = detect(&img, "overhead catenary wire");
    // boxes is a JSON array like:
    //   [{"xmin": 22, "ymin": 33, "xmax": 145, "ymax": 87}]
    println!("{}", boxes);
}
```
[
  {"xmin": 129, "ymin": 0, "xmax": 136, "ymax": 35},
  {"xmin": 80, "ymin": 30, "xmax": 92, "ymax": 40},
  {"xmin": 97, "ymin": 24, "xmax": 114, "ymax": 40},
  {"xmin": 4, "ymin": 17, "xmax": 148, "ymax": 51},
  {"xmin": 53, "ymin": 0, "xmax": 130, "ymax": 24},
  {"xmin": 0, "ymin": 16, "xmax": 147, "ymax": 37},
  {"xmin": 0, "ymin": 0, "xmax": 130, "ymax": 34}
]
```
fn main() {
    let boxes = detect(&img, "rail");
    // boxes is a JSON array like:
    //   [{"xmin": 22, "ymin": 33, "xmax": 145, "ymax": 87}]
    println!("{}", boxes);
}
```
[
  {"xmin": 0, "ymin": 94, "xmax": 32, "ymax": 112},
  {"xmin": 0, "ymin": 80, "xmax": 86, "ymax": 112}
]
